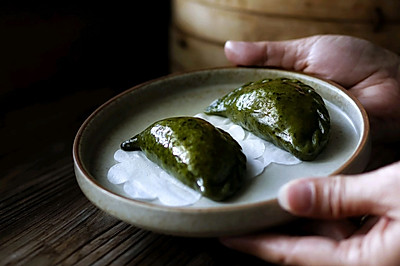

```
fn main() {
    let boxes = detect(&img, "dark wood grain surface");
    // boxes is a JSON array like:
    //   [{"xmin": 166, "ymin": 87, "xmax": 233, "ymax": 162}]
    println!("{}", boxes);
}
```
[{"xmin": 2, "ymin": 83, "xmax": 400, "ymax": 266}]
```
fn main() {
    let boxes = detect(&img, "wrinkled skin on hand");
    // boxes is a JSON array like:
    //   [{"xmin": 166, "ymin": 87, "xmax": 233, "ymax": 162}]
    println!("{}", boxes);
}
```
[
  {"xmin": 121, "ymin": 117, "xmax": 246, "ymax": 201},
  {"xmin": 205, "ymin": 78, "xmax": 330, "ymax": 161},
  {"xmin": 221, "ymin": 162, "xmax": 400, "ymax": 266},
  {"xmin": 224, "ymin": 35, "xmax": 400, "ymax": 142}
]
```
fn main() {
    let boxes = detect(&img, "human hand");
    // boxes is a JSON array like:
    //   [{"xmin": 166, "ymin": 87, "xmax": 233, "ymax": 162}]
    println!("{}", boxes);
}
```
[
  {"xmin": 221, "ymin": 162, "xmax": 400, "ymax": 265},
  {"xmin": 222, "ymin": 35, "xmax": 400, "ymax": 265},
  {"xmin": 224, "ymin": 35, "xmax": 400, "ymax": 141}
]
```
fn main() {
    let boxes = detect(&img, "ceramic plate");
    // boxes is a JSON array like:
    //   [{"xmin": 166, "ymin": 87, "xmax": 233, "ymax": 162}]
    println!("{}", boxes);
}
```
[{"xmin": 73, "ymin": 67, "xmax": 370, "ymax": 237}]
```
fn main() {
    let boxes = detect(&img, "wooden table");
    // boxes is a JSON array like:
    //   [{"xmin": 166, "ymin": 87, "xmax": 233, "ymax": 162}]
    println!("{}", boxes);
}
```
[{"xmin": 1, "ymin": 72, "xmax": 399, "ymax": 265}]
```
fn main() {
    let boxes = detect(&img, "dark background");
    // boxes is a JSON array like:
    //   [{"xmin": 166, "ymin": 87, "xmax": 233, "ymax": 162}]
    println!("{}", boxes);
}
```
[
  {"xmin": 0, "ymin": 2, "xmax": 171, "ymax": 106},
  {"xmin": 1, "ymin": 2, "xmax": 171, "ymax": 171}
]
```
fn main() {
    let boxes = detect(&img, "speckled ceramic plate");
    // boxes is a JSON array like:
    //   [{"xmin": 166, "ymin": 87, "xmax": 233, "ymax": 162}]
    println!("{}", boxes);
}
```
[{"xmin": 73, "ymin": 67, "xmax": 370, "ymax": 237}]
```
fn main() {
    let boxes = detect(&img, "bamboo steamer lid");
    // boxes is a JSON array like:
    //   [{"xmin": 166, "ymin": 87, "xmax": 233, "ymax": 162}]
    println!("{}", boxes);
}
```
[
  {"xmin": 170, "ymin": 0, "xmax": 400, "ymax": 72},
  {"xmin": 191, "ymin": 0, "xmax": 400, "ymax": 21}
]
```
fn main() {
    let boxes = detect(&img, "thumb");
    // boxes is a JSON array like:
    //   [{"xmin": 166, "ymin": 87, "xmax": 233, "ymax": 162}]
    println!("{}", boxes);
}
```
[
  {"xmin": 224, "ymin": 39, "xmax": 311, "ymax": 70},
  {"xmin": 277, "ymin": 162, "xmax": 400, "ymax": 219}
]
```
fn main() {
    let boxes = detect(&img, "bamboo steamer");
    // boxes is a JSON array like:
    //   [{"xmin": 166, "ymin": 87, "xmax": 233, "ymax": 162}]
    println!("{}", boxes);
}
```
[
  {"xmin": 169, "ymin": 27, "xmax": 230, "ymax": 71},
  {"xmin": 190, "ymin": 0, "xmax": 400, "ymax": 21},
  {"xmin": 170, "ymin": 0, "xmax": 400, "ymax": 72}
]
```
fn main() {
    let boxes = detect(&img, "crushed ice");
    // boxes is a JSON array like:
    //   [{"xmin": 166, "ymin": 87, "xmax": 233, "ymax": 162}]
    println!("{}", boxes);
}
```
[{"xmin": 107, "ymin": 114, "xmax": 301, "ymax": 206}]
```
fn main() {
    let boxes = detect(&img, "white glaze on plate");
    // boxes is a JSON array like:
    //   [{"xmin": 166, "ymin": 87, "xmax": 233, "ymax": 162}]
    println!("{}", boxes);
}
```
[{"xmin": 74, "ymin": 67, "xmax": 370, "ymax": 236}]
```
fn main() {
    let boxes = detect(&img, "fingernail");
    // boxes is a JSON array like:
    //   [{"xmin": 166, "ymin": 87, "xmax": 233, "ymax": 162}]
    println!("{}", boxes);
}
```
[
  {"xmin": 224, "ymin": 40, "xmax": 243, "ymax": 50},
  {"xmin": 224, "ymin": 40, "xmax": 254, "ymax": 54},
  {"xmin": 224, "ymin": 40, "xmax": 234, "ymax": 50},
  {"xmin": 278, "ymin": 180, "xmax": 314, "ymax": 214},
  {"xmin": 224, "ymin": 40, "xmax": 245, "ymax": 55}
]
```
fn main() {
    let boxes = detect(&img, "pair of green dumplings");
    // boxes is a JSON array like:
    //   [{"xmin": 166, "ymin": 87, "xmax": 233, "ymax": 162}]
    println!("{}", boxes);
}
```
[{"xmin": 121, "ymin": 78, "xmax": 331, "ymax": 201}]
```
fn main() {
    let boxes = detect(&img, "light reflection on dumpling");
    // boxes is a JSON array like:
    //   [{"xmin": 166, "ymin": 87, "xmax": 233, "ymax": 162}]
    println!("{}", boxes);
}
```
[{"xmin": 107, "ymin": 113, "xmax": 301, "ymax": 206}]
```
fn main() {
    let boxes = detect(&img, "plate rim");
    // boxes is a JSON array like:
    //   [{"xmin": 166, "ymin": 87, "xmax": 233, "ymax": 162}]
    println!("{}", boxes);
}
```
[{"xmin": 73, "ymin": 66, "xmax": 370, "ymax": 214}]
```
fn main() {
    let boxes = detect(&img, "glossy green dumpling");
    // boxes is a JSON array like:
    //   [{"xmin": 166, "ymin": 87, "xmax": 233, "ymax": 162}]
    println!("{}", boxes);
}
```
[
  {"xmin": 205, "ymin": 78, "xmax": 330, "ymax": 161},
  {"xmin": 121, "ymin": 117, "xmax": 246, "ymax": 201}
]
